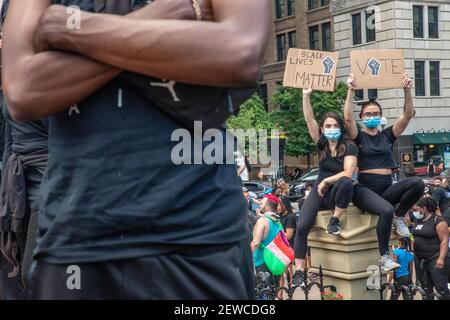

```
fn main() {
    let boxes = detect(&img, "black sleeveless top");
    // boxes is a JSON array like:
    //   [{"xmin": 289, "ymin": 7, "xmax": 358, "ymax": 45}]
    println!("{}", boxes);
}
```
[
  {"xmin": 412, "ymin": 215, "xmax": 445, "ymax": 260},
  {"xmin": 35, "ymin": 0, "xmax": 248, "ymax": 264}
]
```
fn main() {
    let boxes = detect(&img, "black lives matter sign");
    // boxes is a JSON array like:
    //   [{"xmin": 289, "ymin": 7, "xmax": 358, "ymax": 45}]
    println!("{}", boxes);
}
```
[
  {"xmin": 350, "ymin": 49, "xmax": 405, "ymax": 89},
  {"xmin": 283, "ymin": 49, "xmax": 339, "ymax": 92}
]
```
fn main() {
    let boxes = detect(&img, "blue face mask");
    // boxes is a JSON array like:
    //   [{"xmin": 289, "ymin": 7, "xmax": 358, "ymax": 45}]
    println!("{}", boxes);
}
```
[
  {"xmin": 363, "ymin": 117, "xmax": 381, "ymax": 129},
  {"xmin": 324, "ymin": 128, "xmax": 341, "ymax": 142}
]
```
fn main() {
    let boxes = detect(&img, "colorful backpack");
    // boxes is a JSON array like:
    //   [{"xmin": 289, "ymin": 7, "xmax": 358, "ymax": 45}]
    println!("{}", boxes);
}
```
[{"xmin": 260, "ymin": 218, "xmax": 295, "ymax": 276}]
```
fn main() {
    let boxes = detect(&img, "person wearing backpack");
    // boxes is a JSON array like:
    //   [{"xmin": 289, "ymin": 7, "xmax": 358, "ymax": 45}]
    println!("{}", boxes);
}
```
[
  {"xmin": 251, "ymin": 198, "xmax": 294, "ymax": 296},
  {"xmin": 411, "ymin": 197, "xmax": 450, "ymax": 300}
]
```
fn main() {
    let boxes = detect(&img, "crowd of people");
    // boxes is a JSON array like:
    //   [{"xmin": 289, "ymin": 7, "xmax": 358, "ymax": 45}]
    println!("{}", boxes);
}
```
[{"xmin": 248, "ymin": 74, "xmax": 450, "ymax": 300}]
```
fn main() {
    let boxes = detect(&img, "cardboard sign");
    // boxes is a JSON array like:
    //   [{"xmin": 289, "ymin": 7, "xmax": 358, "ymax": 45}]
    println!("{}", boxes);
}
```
[
  {"xmin": 350, "ymin": 49, "xmax": 405, "ymax": 89},
  {"xmin": 283, "ymin": 49, "xmax": 339, "ymax": 92}
]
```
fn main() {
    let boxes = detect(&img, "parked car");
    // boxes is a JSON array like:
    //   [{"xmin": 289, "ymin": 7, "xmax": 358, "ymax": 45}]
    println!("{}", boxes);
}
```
[
  {"xmin": 243, "ymin": 181, "xmax": 272, "ymax": 199},
  {"xmin": 288, "ymin": 168, "xmax": 319, "ymax": 201}
]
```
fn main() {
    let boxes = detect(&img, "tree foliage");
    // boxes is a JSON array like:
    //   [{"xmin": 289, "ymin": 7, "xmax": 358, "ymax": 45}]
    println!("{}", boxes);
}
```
[{"xmin": 227, "ymin": 82, "xmax": 349, "ymax": 162}]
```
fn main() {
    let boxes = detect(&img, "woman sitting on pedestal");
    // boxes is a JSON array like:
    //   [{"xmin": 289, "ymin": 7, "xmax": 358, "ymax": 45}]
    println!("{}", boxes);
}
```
[
  {"xmin": 292, "ymin": 87, "xmax": 358, "ymax": 288},
  {"xmin": 344, "ymin": 74, "xmax": 425, "ymax": 272}
]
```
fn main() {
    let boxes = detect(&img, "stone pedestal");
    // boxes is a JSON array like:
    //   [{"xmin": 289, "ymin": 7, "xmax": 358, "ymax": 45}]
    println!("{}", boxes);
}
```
[{"xmin": 308, "ymin": 206, "xmax": 399, "ymax": 300}]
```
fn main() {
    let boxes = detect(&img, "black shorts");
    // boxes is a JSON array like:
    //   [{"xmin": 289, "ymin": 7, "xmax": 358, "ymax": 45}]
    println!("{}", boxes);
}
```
[{"xmin": 27, "ymin": 239, "xmax": 254, "ymax": 300}]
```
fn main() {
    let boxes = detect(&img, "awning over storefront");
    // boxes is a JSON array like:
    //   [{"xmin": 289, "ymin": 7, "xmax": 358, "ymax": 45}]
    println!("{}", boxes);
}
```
[{"xmin": 413, "ymin": 132, "xmax": 450, "ymax": 145}]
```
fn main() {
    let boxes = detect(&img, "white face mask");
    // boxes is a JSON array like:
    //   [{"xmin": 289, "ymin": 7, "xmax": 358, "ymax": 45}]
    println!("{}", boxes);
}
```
[{"xmin": 412, "ymin": 211, "xmax": 424, "ymax": 220}]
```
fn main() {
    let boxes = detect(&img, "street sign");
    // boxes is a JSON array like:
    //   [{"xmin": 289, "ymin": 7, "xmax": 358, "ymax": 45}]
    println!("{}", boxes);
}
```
[{"xmin": 401, "ymin": 153, "xmax": 412, "ymax": 166}]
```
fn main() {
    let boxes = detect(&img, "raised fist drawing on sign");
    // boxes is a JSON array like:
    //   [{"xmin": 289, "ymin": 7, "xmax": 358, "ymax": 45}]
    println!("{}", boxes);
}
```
[
  {"xmin": 368, "ymin": 58, "xmax": 381, "ymax": 76},
  {"xmin": 322, "ymin": 56, "xmax": 335, "ymax": 75}
]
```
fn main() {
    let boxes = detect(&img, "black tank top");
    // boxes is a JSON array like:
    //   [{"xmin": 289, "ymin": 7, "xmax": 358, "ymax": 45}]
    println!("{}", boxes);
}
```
[{"xmin": 412, "ymin": 214, "xmax": 445, "ymax": 260}]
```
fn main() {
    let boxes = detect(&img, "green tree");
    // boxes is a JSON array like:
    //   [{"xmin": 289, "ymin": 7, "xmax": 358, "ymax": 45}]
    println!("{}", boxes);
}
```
[
  {"xmin": 226, "ymin": 95, "xmax": 274, "ymax": 159},
  {"xmin": 227, "ymin": 94, "xmax": 273, "ymax": 131}
]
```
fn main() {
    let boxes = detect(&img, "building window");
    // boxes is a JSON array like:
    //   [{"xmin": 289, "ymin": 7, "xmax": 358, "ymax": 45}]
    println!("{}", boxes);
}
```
[
  {"xmin": 275, "ymin": 0, "xmax": 285, "ymax": 19},
  {"xmin": 368, "ymin": 89, "xmax": 378, "ymax": 100},
  {"xmin": 355, "ymin": 90, "xmax": 364, "ymax": 101},
  {"xmin": 287, "ymin": 0, "xmax": 295, "ymax": 16},
  {"xmin": 308, "ymin": 0, "xmax": 317, "ymax": 10},
  {"xmin": 429, "ymin": 61, "xmax": 440, "ymax": 96},
  {"xmin": 322, "ymin": 22, "xmax": 331, "ymax": 51},
  {"xmin": 258, "ymin": 84, "xmax": 269, "ymax": 112},
  {"xmin": 414, "ymin": 61, "xmax": 425, "ymax": 97},
  {"xmin": 276, "ymin": 34, "xmax": 286, "ymax": 61},
  {"xmin": 288, "ymin": 31, "xmax": 297, "ymax": 48},
  {"xmin": 321, "ymin": 0, "xmax": 329, "ymax": 5},
  {"xmin": 309, "ymin": 25, "xmax": 319, "ymax": 50},
  {"xmin": 366, "ymin": 10, "xmax": 376, "ymax": 43},
  {"xmin": 413, "ymin": 6, "xmax": 424, "ymax": 38},
  {"xmin": 352, "ymin": 13, "xmax": 362, "ymax": 45},
  {"xmin": 428, "ymin": 6, "xmax": 439, "ymax": 39}
]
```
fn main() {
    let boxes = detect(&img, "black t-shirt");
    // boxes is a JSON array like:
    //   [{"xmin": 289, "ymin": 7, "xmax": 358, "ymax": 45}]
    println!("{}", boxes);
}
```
[
  {"xmin": 412, "ymin": 215, "xmax": 446, "ymax": 260},
  {"xmin": 35, "ymin": 0, "xmax": 248, "ymax": 264},
  {"xmin": 432, "ymin": 187, "xmax": 450, "ymax": 213},
  {"xmin": 2, "ymin": 104, "xmax": 48, "ymax": 156},
  {"xmin": 317, "ymin": 142, "xmax": 358, "ymax": 181},
  {"xmin": 354, "ymin": 126, "xmax": 397, "ymax": 171},
  {"xmin": 443, "ymin": 209, "xmax": 450, "ymax": 227},
  {"xmin": 280, "ymin": 213, "xmax": 296, "ymax": 247}
]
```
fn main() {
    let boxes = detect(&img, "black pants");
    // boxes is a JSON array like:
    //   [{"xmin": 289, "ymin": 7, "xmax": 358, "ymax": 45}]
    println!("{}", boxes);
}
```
[
  {"xmin": 390, "ymin": 275, "xmax": 411, "ymax": 300},
  {"xmin": 353, "ymin": 174, "xmax": 425, "ymax": 256},
  {"xmin": 255, "ymin": 264, "xmax": 281, "ymax": 292},
  {"xmin": 27, "ymin": 239, "xmax": 254, "ymax": 300},
  {"xmin": 414, "ymin": 255, "xmax": 450, "ymax": 300},
  {"xmin": 294, "ymin": 177, "xmax": 353, "ymax": 259}
]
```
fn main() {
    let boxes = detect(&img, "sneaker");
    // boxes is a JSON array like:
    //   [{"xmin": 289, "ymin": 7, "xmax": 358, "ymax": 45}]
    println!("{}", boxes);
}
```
[
  {"xmin": 379, "ymin": 254, "xmax": 400, "ymax": 272},
  {"xmin": 326, "ymin": 216, "xmax": 341, "ymax": 235},
  {"xmin": 393, "ymin": 215, "xmax": 411, "ymax": 237},
  {"xmin": 292, "ymin": 270, "xmax": 306, "ymax": 288}
]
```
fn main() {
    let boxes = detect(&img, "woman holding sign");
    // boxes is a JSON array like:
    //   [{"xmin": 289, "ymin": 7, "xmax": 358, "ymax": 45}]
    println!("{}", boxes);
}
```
[
  {"xmin": 344, "ymin": 74, "xmax": 425, "ymax": 272},
  {"xmin": 292, "ymin": 87, "xmax": 358, "ymax": 287}
]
